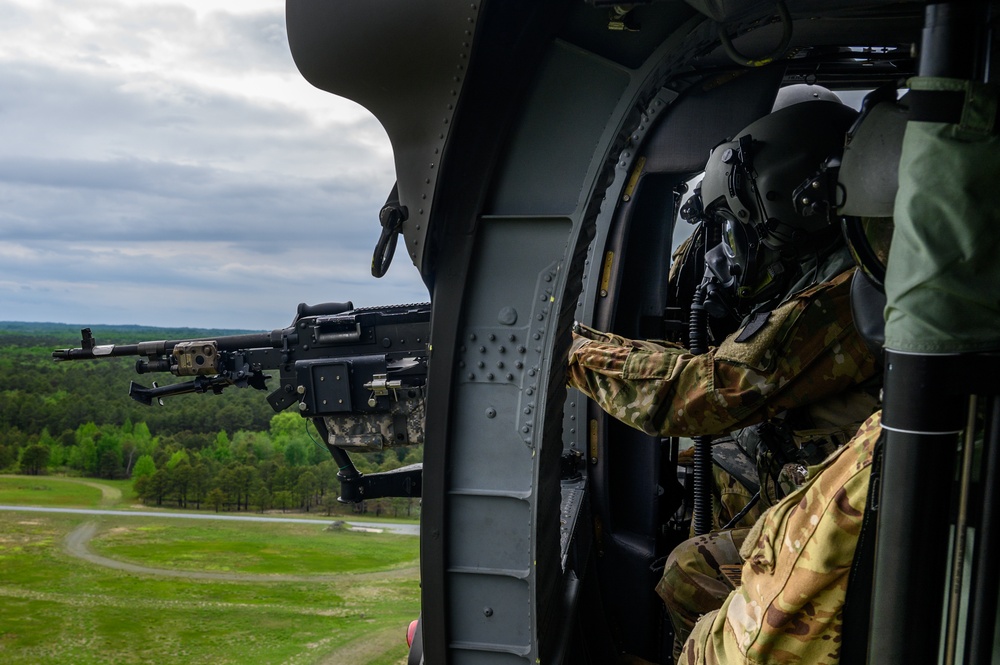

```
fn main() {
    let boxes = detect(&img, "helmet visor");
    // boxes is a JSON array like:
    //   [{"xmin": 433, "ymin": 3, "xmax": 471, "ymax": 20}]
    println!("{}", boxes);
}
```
[{"xmin": 716, "ymin": 210, "xmax": 757, "ymax": 295}]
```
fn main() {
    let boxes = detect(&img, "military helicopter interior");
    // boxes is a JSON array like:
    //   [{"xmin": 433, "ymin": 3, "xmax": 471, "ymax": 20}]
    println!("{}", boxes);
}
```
[{"xmin": 567, "ymin": 47, "xmax": 919, "ymax": 665}]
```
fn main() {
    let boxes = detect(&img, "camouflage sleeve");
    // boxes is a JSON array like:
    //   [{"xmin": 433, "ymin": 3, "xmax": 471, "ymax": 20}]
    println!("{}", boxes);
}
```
[
  {"xmin": 668, "ymin": 230, "xmax": 697, "ymax": 287},
  {"xmin": 678, "ymin": 411, "xmax": 882, "ymax": 665},
  {"xmin": 566, "ymin": 269, "xmax": 877, "ymax": 437}
]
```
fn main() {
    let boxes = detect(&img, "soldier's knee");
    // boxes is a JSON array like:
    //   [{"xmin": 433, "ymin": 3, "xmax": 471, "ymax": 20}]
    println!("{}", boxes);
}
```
[
  {"xmin": 656, "ymin": 536, "xmax": 706, "ymax": 605},
  {"xmin": 656, "ymin": 550, "xmax": 683, "ymax": 605}
]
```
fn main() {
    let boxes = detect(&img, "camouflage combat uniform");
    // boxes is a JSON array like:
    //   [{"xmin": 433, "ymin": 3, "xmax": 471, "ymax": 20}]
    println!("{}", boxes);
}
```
[
  {"xmin": 567, "ymin": 265, "xmax": 880, "ymax": 654},
  {"xmin": 567, "ymin": 268, "xmax": 878, "ymax": 492},
  {"xmin": 567, "ymin": 265, "xmax": 878, "ymax": 466},
  {"xmin": 568, "ymin": 267, "xmax": 876, "ymax": 438},
  {"xmin": 678, "ymin": 411, "xmax": 882, "ymax": 665},
  {"xmin": 705, "ymin": 463, "xmax": 764, "ymax": 531},
  {"xmin": 655, "ymin": 526, "xmax": 753, "ymax": 655}
]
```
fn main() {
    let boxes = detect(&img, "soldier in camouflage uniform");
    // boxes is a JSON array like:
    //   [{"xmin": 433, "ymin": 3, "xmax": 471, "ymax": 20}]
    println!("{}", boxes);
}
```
[
  {"xmin": 567, "ymin": 99, "xmax": 882, "ymax": 658},
  {"xmin": 678, "ymin": 411, "xmax": 882, "ymax": 665},
  {"xmin": 570, "ymin": 264, "xmax": 879, "ymax": 655},
  {"xmin": 675, "ymin": 87, "xmax": 915, "ymax": 665}
]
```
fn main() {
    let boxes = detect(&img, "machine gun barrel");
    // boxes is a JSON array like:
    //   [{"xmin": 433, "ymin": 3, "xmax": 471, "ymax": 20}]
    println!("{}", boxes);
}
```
[
  {"xmin": 53, "ymin": 329, "xmax": 286, "ymax": 362},
  {"xmin": 52, "ymin": 301, "xmax": 359, "ymax": 363}
]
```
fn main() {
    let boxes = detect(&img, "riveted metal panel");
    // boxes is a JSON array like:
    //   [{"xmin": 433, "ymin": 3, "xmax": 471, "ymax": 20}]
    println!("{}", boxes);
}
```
[
  {"xmin": 448, "ymin": 573, "xmax": 532, "ymax": 661},
  {"xmin": 448, "ymin": 494, "xmax": 532, "ymax": 574},
  {"xmin": 447, "ymin": 387, "xmax": 535, "ymax": 495},
  {"xmin": 442, "ymin": 215, "xmax": 571, "ymax": 663}
]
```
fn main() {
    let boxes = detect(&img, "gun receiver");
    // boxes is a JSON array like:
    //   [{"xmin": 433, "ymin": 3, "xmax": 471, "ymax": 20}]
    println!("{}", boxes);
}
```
[{"xmin": 53, "ymin": 301, "xmax": 431, "ymax": 503}]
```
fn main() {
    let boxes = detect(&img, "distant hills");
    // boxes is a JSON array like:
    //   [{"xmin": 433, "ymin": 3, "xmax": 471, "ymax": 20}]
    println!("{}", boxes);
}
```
[{"xmin": 0, "ymin": 321, "xmax": 262, "ymax": 343}]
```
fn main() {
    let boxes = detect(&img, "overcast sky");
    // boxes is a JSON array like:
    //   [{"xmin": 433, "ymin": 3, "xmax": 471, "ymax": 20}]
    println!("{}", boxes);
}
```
[{"xmin": 0, "ymin": 0, "xmax": 429, "ymax": 331}]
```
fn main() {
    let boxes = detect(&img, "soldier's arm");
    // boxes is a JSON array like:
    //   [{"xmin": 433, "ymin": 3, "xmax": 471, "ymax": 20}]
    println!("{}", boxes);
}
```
[{"xmin": 567, "ymin": 270, "xmax": 878, "ymax": 438}]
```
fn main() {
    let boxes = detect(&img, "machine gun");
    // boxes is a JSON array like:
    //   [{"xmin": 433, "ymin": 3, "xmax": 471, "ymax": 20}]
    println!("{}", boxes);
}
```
[{"xmin": 53, "ymin": 301, "xmax": 431, "ymax": 504}]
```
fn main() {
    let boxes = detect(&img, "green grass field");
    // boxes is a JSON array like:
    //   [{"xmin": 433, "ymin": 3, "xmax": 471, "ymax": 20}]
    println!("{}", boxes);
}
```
[
  {"xmin": 90, "ymin": 520, "xmax": 419, "ymax": 576},
  {"xmin": 0, "ymin": 475, "xmax": 133, "ymax": 508},
  {"xmin": 0, "ymin": 476, "xmax": 420, "ymax": 664}
]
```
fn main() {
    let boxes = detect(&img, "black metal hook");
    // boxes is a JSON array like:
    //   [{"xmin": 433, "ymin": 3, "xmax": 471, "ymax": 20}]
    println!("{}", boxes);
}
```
[{"xmin": 372, "ymin": 182, "xmax": 408, "ymax": 278}]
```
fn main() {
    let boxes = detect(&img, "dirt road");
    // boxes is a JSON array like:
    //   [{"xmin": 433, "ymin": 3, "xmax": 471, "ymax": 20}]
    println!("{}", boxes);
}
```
[{"xmin": 62, "ymin": 520, "xmax": 418, "ymax": 583}]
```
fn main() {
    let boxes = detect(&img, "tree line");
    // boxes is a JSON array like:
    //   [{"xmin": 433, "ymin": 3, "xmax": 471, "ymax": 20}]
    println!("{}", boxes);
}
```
[{"xmin": 0, "ymin": 323, "xmax": 421, "ymax": 518}]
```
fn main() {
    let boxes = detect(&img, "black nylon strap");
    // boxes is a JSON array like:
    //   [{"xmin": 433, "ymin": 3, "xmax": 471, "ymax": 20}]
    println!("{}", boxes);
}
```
[
  {"xmin": 735, "ymin": 310, "xmax": 771, "ymax": 343},
  {"xmin": 908, "ymin": 89, "xmax": 965, "ymax": 124},
  {"xmin": 840, "ymin": 434, "xmax": 885, "ymax": 664},
  {"xmin": 908, "ymin": 88, "xmax": 1000, "ymax": 133}
]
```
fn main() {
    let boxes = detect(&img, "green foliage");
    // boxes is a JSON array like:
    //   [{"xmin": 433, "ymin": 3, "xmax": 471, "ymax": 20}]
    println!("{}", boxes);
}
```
[
  {"xmin": 212, "ymin": 431, "xmax": 232, "ymax": 463},
  {"xmin": 67, "ymin": 435, "xmax": 97, "ymax": 475},
  {"xmin": 283, "ymin": 438, "xmax": 309, "ymax": 466},
  {"xmin": 46, "ymin": 443, "xmax": 65, "ymax": 468},
  {"xmin": 269, "ymin": 410, "xmax": 302, "ymax": 442},
  {"xmin": 0, "ymin": 444, "xmax": 18, "ymax": 470},
  {"xmin": 133, "ymin": 421, "xmax": 153, "ymax": 448},
  {"xmin": 18, "ymin": 444, "xmax": 49, "ymax": 475},
  {"xmin": 132, "ymin": 454, "xmax": 156, "ymax": 480},
  {"xmin": 0, "ymin": 323, "xmax": 272, "ymax": 438},
  {"xmin": 206, "ymin": 487, "xmax": 225, "ymax": 512},
  {"xmin": 0, "ymin": 323, "xmax": 422, "ymax": 519},
  {"xmin": 165, "ymin": 449, "xmax": 190, "ymax": 470},
  {"xmin": 74, "ymin": 421, "xmax": 99, "ymax": 446},
  {"xmin": 95, "ymin": 430, "xmax": 123, "ymax": 479}
]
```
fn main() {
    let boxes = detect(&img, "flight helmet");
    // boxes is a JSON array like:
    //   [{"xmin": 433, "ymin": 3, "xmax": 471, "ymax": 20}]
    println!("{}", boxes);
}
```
[
  {"xmin": 699, "ymin": 99, "xmax": 858, "ymax": 315},
  {"xmin": 772, "ymin": 83, "xmax": 842, "ymax": 111}
]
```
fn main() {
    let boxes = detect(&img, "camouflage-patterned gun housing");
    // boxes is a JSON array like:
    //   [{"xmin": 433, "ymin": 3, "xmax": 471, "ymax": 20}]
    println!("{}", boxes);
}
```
[{"xmin": 53, "ymin": 302, "xmax": 430, "ymax": 452}]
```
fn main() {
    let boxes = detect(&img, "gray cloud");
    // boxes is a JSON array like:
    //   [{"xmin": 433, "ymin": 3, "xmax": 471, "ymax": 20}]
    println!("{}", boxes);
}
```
[
  {"xmin": 0, "ymin": 0, "xmax": 426, "ymax": 329},
  {"xmin": 0, "ymin": 155, "xmax": 376, "ymax": 242}
]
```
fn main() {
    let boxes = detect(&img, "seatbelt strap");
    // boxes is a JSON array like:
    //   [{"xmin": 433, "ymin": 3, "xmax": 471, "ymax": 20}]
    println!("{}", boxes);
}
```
[{"xmin": 839, "ymin": 433, "xmax": 885, "ymax": 664}]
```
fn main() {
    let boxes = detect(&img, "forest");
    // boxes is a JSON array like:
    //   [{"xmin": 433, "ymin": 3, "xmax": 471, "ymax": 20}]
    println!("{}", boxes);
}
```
[{"xmin": 0, "ymin": 322, "xmax": 422, "ymax": 518}]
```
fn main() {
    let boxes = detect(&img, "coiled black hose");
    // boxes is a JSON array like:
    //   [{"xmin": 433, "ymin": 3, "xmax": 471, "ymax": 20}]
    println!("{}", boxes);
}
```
[{"xmin": 689, "ymin": 283, "xmax": 714, "ymax": 535}]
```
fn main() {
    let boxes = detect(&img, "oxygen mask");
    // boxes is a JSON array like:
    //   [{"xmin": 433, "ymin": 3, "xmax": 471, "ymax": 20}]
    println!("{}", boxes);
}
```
[{"xmin": 701, "ymin": 205, "xmax": 786, "ymax": 320}]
